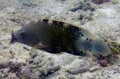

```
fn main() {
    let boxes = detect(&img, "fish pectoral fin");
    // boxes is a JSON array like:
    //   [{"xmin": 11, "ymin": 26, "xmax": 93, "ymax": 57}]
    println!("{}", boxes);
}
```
[
  {"xmin": 30, "ymin": 42, "xmax": 49, "ymax": 51},
  {"xmin": 33, "ymin": 42, "xmax": 49, "ymax": 49},
  {"xmin": 56, "ymin": 52, "xmax": 64, "ymax": 55},
  {"xmin": 30, "ymin": 43, "xmax": 49, "ymax": 51}
]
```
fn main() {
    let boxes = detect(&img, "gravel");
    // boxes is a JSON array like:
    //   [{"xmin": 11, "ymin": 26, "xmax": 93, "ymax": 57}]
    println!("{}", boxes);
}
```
[{"xmin": 0, "ymin": 0, "xmax": 120, "ymax": 79}]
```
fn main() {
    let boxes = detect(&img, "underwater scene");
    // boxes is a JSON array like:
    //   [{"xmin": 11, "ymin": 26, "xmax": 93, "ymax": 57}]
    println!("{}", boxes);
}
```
[{"xmin": 0, "ymin": 0, "xmax": 120, "ymax": 79}]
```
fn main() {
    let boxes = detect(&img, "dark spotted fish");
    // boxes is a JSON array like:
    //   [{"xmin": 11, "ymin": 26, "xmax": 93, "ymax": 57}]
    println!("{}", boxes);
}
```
[
  {"xmin": 91, "ymin": 0, "xmax": 110, "ymax": 4},
  {"xmin": 11, "ymin": 19, "xmax": 112, "ymax": 56}
]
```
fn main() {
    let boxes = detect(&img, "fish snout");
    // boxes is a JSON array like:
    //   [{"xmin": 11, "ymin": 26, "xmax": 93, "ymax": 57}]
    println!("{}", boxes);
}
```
[{"xmin": 10, "ymin": 33, "xmax": 17, "ymax": 44}]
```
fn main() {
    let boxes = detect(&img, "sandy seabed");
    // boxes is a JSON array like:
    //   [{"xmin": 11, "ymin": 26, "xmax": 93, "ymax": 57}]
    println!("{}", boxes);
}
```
[{"xmin": 0, "ymin": 0, "xmax": 120, "ymax": 79}]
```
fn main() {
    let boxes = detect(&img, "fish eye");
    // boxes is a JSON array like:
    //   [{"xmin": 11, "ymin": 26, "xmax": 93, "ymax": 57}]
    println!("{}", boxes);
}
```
[
  {"xmin": 20, "ymin": 31, "xmax": 25, "ymax": 35},
  {"xmin": 20, "ymin": 31, "xmax": 26, "ymax": 38},
  {"xmin": 81, "ymin": 33, "xmax": 84, "ymax": 36}
]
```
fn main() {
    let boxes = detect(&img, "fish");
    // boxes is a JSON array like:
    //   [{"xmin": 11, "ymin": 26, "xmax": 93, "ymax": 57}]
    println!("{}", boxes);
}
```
[
  {"xmin": 91, "ymin": 0, "xmax": 110, "ymax": 4},
  {"xmin": 10, "ymin": 19, "xmax": 112, "ymax": 56}
]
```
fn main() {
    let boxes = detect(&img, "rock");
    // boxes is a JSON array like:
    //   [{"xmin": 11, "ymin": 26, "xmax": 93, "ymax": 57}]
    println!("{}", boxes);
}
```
[
  {"xmin": 66, "ymin": 59, "xmax": 90, "ymax": 74},
  {"xmin": 21, "ymin": 66, "xmax": 31, "ymax": 78},
  {"xmin": 9, "ymin": 61, "xmax": 22, "ymax": 72},
  {"xmin": 0, "ymin": 68, "xmax": 9, "ymax": 77},
  {"xmin": 67, "ymin": 67, "xmax": 89, "ymax": 74},
  {"xmin": 23, "ymin": 45, "xmax": 31, "ymax": 51},
  {"xmin": 32, "ymin": 56, "xmax": 42, "ymax": 64},
  {"xmin": 39, "ymin": 65, "xmax": 61, "ymax": 76},
  {"xmin": 99, "ymin": 59, "xmax": 108, "ymax": 67},
  {"xmin": 89, "ymin": 65, "xmax": 100, "ymax": 72},
  {"xmin": 66, "ymin": 74, "xmax": 75, "ymax": 79},
  {"xmin": 29, "ymin": 50, "xmax": 38, "ymax": 59},
  {"xmin": 56, "ymin": 53, "xmax": 78, "ymax": 66}
]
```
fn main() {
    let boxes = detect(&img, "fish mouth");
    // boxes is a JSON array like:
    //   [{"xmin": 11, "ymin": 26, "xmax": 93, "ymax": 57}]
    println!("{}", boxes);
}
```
[{"xmin": 10, "ymin": 33, "xmax": 17, "ymax": 44}]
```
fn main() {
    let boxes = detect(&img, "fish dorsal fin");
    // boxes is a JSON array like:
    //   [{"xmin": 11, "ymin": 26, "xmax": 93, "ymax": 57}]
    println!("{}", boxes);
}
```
[{"xmin": 28, "ymin": 18, "xmax": 95, "ymax": 41}]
